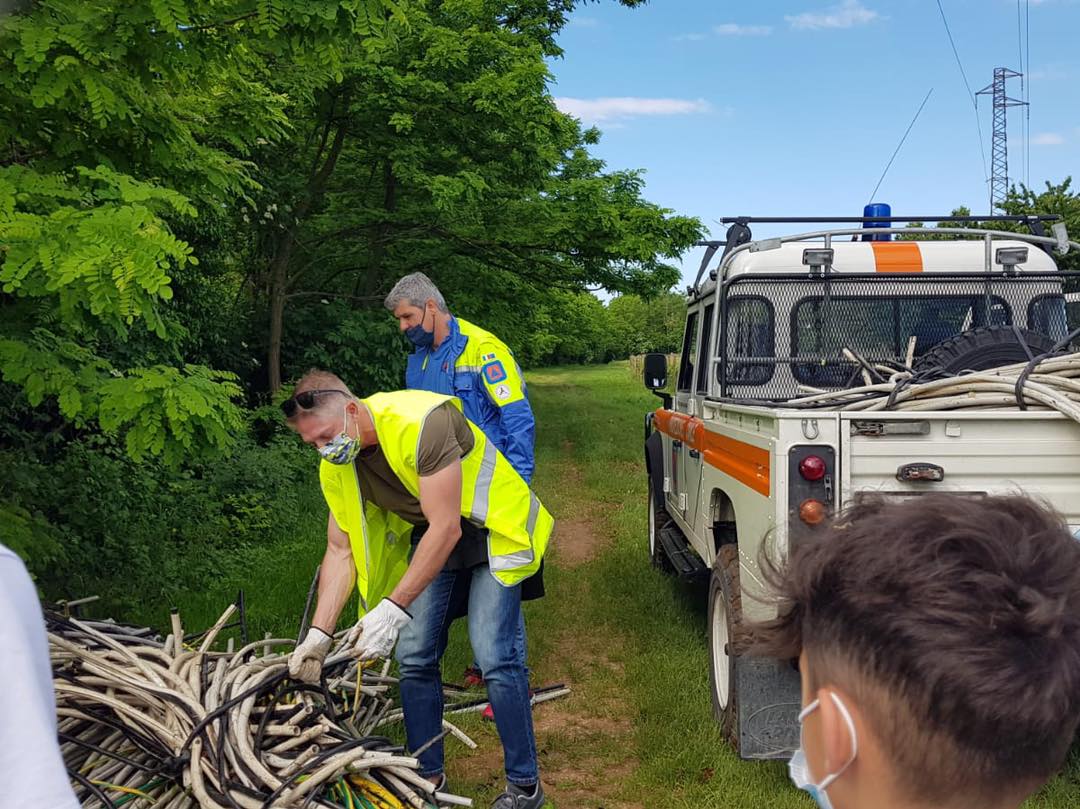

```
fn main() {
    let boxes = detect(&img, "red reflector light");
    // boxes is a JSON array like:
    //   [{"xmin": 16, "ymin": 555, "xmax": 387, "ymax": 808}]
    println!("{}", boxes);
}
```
[
  {"xmin": 799, "ymin": 455, "xmax": 827, "ymax": 481},
  {"xmin": 799, "ymin": 499, "xmax": 827, "ymax": 525}
]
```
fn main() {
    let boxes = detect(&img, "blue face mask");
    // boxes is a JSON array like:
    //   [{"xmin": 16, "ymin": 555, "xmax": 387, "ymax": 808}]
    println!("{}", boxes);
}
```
[
  {"xmin": 405, "ymin": 307, "xmax": 435, "ymax": 348},
  {"xmin": 318, "ymin": 406, "xmax": 362, "ymax": 465},
  {"xmin": 788, "ymin": 693, "xmax": 858, "ymax": 809}
]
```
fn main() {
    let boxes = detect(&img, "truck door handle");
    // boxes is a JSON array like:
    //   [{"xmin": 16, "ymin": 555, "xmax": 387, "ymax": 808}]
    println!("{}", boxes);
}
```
[{"xmin": 689, "ymin": 449, "xmax": 701, "ymax": 459}]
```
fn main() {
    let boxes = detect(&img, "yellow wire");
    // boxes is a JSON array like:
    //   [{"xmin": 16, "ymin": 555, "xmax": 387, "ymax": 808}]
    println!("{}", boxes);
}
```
[
  {"xmin": 91, "ymin": 780, "xmax": 153, "ymax": 799},
  {"xmin": 348, "ymin": 776, "xmax": 405, "ymax": 809},
  {"xmin": 352, "ymin": 663, "xmax": 362, "ymax": 715}
]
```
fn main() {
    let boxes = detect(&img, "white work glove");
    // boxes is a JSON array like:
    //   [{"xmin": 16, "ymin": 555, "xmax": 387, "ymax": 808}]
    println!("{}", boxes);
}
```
[
  {"xmin": 288, "ymin": 627, "xmax": 333, "ymax": 683},
  {"xmin": 349, "ymin": 599, "xmax": 412, "ymax": 661}
]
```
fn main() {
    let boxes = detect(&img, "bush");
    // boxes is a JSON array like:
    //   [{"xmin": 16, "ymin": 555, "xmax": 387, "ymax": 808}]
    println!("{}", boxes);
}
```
[
  {"xmin": 287, "ymin": 302, "xmax": 408, "ymax": 394},
  {"xmin": 1, "ymin": 426, "xmax": 325, "ymax": 614}
]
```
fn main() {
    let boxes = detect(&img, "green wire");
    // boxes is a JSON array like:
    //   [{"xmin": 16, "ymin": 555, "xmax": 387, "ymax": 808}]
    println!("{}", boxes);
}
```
[{"xmin": 110, "ymin": 778, "xmax": 167, "ymax": 807}]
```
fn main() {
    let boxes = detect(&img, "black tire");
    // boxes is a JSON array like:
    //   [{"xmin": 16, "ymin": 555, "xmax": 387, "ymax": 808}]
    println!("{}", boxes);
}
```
[
  {"xmin": 648, "ymin": 478, "xmax": 673, "ymax": 572},
  {"xmin": 708, "ymin": 544, "xmax": 743, "ymax": 749},
  {"xmin": 914, "ymin": 325, "xmax": 1058, "ymax": 375}
]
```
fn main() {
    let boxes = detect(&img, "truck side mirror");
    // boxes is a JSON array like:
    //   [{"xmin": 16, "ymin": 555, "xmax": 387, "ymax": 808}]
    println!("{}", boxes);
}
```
[{"xmin": 643, "ymin": 353, "xmax": 668, "ymax": 390}]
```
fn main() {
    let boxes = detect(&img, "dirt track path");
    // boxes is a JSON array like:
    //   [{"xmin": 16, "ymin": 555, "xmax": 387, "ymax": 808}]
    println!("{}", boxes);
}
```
[{"xmin": 449, "ymin": 442, "xmax": 643, "ymax": 809}]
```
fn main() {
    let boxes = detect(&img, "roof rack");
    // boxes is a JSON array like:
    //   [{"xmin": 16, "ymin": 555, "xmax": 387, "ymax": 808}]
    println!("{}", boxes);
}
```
[
  {"xmin": 719, "ymin": 215, "xmax": 1060, "ymax": 225},
  {"xmin": 689, "ymin": 223, "xmax": 1077, "ymax": 295},
  {"xmin": 689, "ymin": 216, "xmax": 1070, "ymax": 294}
]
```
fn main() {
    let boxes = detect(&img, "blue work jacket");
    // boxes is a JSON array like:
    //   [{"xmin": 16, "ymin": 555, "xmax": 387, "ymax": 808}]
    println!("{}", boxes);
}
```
[{"xmin": 405, "ymin": 317, "xmax": 535, "ymax": 483}]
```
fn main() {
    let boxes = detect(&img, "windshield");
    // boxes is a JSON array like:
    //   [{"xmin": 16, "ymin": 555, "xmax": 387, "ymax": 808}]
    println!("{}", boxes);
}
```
[
  {"xmin": 796, "ymin": 295, "xmax": 1010, "ymax": 357},
  {"xmin": 1029, "ymin": 295, "xmax": 1069, "ymax": 340},
  {"xmin": 717, "ymin": 273, "xmax": 1074, "ymax": 400}
]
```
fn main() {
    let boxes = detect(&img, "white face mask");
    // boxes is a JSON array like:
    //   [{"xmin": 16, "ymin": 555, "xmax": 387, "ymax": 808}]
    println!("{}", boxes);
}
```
[{"xmin": 788, "ymin": 692, "xmax": 859, "ymax": 809}]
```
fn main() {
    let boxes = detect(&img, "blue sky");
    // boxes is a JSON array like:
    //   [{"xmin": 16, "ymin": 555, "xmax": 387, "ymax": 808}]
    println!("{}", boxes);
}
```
[{"xmin": 550, "ymin": 0, "xmax": 1080, "ymax": 286}]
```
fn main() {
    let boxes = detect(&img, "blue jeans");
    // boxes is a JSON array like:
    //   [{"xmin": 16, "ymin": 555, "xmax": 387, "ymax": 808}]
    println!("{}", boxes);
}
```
[
  {"xmin": 396, "ymin": 564, "xmax": 538, "ymax": 785},
  {"xmin": 473, "ymin": 611, "xmax": 528, "ymax": 676}
]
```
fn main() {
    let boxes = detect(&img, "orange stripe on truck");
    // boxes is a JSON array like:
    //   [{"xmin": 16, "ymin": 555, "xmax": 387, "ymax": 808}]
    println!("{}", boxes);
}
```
[
  {"xmin": 871, "ymin": 241, "xmax": 923, "ymax": 273},
  {"xmin": 653, "ymin": 409, "xmax": 771, "ymax": 497},
  {"xmin": 701, "ymin": 432, "xmax": 771, "ymax": 497}
]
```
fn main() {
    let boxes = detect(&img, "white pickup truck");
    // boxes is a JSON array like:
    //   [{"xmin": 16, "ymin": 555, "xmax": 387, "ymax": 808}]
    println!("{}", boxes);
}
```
[{"xmin": 642, "ymin": 214, "xmax": 1080, "ymax": 759}]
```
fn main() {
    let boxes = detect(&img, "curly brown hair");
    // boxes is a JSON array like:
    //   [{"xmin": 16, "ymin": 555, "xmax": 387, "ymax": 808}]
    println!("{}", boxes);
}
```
[{"xmin": 754, "ymin": 493, "xmax": 1080, "ymax": 804}]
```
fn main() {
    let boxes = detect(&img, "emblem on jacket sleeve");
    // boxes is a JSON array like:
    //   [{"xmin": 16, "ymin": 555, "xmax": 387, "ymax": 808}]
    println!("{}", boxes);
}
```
[{"xmin": 483, "ymin": 360, "xmax": 507, "ymax": 384}]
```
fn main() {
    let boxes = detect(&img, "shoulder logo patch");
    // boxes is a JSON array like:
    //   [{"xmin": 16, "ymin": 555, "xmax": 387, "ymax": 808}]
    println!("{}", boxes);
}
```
[
  {"xmin": 483, "ymin": 360, "xmax": 507, "ymax": 384},
  {"xmin": 494, "ymin": 383, "xmax": 512, "ymax": 401}
]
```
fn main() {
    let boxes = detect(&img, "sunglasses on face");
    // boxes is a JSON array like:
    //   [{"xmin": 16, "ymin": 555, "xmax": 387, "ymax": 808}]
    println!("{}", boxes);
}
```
[{"xmin": 280, "ymin": 389, "xmax": 348, "ymax": 418}]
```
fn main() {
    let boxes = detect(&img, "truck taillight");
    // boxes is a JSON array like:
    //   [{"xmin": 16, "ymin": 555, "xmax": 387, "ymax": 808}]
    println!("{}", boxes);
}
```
[
  {"xmin": 799, "ymin": 499, "xmax": 828, "ymax": 525},
  {"xmin": 790, "ymin": 446, "xmax": 836, "ymax": 533},
  {"xmin": 799, "ymin": 455, "xmax": 827, "ymax": 481}
]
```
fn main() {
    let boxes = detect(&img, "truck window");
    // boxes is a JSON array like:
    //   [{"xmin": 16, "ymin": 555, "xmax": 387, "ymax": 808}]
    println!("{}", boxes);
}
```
[
  {"xmin": 1029, "ymin": 295, "xmax": 1069, "ymax": 340},
  {"xmin": 792, "ymin": 295, "xmax": 1012, "ymax": 387},
  {"xmin": 677, "ymin": 311, "xmax": 700, "ymax": 392},
  {"xmin": 721, "ymin": 297, "xmax": 775, "ymax": 386},
  {"xmin": 696, "ymin": 304, "xmax": 715, "ymax": 394}
]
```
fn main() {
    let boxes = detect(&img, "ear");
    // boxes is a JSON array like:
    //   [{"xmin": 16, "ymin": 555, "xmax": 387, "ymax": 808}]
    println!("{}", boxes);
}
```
[{"xmin": 816, "ymin": 687, "xmax": 857, "ymax": 774}]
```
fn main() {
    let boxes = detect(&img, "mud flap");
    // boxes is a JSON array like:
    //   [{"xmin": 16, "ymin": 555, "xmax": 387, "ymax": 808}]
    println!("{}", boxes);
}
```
[
  {"xmin": 645, "ymin": 430, "xmax": 665, "ymax": 513},
  {"xmin": 735, "ymin": 655, "xmax": 801, "ymax": 760}
]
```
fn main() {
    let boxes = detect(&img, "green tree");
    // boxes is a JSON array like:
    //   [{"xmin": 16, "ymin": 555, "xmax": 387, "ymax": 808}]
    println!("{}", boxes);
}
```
[
  {"xmin": 1000, "ymin": 179, "xmax": 1080, "ymax": 272},
  {"xmin": 0, "ymin": 0, "xmax": 408, "ymax": 461},
  {"xmin": 605, "ymin": 292, "xmax": 685, "ymax": 358},
  {"xmin": 238, "ymin": 0, "xmax": 701, "ymax": 390}
]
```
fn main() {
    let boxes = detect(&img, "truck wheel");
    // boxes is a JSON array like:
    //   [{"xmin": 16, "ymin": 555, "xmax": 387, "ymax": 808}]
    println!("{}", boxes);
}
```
[
  {"xmin": 648, "ymin": 478, "xmax": 672, "ymax": 572},
  {"xmin": 709, "ymin": 544, "xmax": 743, "ymax": 748},
  {"xmin": 914, "ymin": 325, "xmax": 1058, "ymax": 374}
]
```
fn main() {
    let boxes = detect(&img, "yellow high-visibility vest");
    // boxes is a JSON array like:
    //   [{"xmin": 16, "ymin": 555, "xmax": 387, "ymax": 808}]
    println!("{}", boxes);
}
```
[{"xmin": 319, "ymin": 390, "xmax": 553, "ymax": 616}]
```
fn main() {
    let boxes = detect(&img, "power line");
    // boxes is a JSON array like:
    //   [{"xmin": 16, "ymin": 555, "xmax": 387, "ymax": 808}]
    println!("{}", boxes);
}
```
[
  {"xmin": 1017, "ymin": 0, "xmax": 1026, "ymax": 188},
  {"xmin": 935, "ymin": 0, "xmax": 990, "ymax": 206},
  {"xmin": 1016, "ymin": 1, "xmax": 1024, "ymax": 80},
  {"xmin": 1025, "ymin": 0, "xmax": 1031, "ymax": 189},
  {"xmin": 867, "ymin": 88, "xmax": 934, "ymax": 204}
]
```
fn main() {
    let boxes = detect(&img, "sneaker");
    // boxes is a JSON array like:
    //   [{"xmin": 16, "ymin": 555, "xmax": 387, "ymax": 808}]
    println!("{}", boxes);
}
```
[
  {"xmin": 462, "ymin": 665, "xmax": 484, "ymax": 688},
  {"xmin": 481, "ymin": 689, "xmax": 534, "ymax": 722},
  {"xmin": 491, "ymin": 782, "xmax": 545, "ymax": 809},
  {"xmin": 424, "ymin": 774, "xmax": 448, "ymax": 808}
]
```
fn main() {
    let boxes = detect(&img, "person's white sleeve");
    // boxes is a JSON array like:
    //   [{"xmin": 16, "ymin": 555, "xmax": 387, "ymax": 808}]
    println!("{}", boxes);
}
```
[{"xmin": 0, "ymin": 545, "xmax": 80, "ymax": 809}]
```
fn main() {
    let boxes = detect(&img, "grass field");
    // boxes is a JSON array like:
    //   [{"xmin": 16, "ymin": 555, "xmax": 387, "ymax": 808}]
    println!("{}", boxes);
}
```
[{"xmin": 146, "ymin": 362, "xmax": 1080, "ymax": 808}]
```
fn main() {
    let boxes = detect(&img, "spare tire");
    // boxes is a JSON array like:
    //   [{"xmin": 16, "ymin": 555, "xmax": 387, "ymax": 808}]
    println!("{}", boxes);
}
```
[{"xmin": 914, "ymin": 325, "xmax": 1058, "ymax": 375}]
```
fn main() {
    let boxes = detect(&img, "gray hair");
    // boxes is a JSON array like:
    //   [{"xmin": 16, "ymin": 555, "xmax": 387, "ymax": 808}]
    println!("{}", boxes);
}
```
[{"xmin": 384, "ymin": 272, "xmax": 448, "ymax": 313}]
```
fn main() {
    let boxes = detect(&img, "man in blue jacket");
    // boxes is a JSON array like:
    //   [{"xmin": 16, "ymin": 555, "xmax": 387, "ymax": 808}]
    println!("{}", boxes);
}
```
[
  {"xmin": 386, "ymin": 273, "xmax": 535, "ymax": 482},
  {"xmin": 385, "ymin": 273, "xmax": 540, "ymax": 712}
]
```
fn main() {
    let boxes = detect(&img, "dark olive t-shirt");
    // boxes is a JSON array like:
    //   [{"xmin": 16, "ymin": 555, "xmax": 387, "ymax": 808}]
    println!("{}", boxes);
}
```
[{"xmin": 354, "ymin": 402, "xmax": 487, "ymax": 570}]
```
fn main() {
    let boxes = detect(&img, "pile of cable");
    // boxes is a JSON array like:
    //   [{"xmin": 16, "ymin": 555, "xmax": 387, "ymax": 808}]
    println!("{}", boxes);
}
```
[
  {"xmin": 787, "ymin": 351, "xmax": 1080, "ymax": 424},
  {"xmin": 50, "ymin": 604, "xmax": 478, "ymax": 809}
]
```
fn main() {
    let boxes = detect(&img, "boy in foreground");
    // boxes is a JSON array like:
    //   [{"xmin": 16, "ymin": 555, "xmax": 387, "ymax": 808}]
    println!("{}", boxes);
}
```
[{"xmin": 754, "ymin": 494, "xmax": 1080, "ymax": 809}]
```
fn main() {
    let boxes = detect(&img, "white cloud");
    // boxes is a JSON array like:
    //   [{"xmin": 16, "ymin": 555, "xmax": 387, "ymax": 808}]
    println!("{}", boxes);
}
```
[
  {"xmin": 554, "ymin": 96, "xmax": 712, "ymax": 124},
  {"xmin": 1032, "ymin": 132, "xmax": 1066, "ymax": 146},
  {"xmin": 786, "ymin": 0, "xmax": 880, "ymax": 30},
  {"xmin": 1028, "ymin": 64, "xmax": 1071, "ymax": 81},
  {"xmin": 714, "ymin": 23, "xmax": 773, "ymax": 36},
  {"xmin": 672, "ymin": 32, "xmax": 708, "ymax": 42},
  {"xmin": 568, "ymin": 16, "xmax": 599, "ymax": 28}
]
